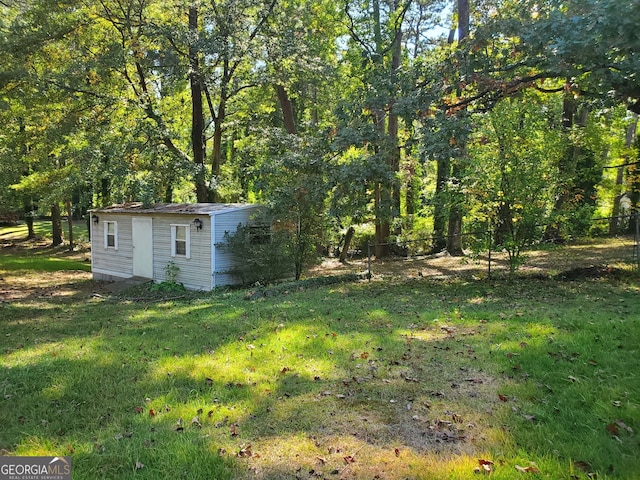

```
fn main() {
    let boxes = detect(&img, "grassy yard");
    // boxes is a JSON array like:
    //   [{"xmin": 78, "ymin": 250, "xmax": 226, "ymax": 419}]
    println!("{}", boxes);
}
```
[{"xmin": 0, "ymin": 225, "xmax": 639, "ymax": 479}]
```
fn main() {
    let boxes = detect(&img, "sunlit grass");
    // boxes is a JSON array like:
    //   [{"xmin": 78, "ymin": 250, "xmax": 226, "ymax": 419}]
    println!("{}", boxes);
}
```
[
  {"xmin": 0, "ymin": 254, "xmax": 90, "ymax": 272},
  {"xmin": 1, "ymin": 237, "xmax": 639, "ymax": 478},
  {"xmin": 0, "ymin": 220, "xmax": 90, "ymax": 244}
]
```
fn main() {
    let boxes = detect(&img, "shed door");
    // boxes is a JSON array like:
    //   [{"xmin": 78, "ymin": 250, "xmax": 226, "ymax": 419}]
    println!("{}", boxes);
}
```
[{"xmin": 132, "ymin": 217, "xmax": 153, "ymax": 278}]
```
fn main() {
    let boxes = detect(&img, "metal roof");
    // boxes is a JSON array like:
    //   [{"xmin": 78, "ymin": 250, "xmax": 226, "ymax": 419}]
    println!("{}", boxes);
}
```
[{"xmin": 91, "ymin": 203, "xmax": 259, "ymax": 215}]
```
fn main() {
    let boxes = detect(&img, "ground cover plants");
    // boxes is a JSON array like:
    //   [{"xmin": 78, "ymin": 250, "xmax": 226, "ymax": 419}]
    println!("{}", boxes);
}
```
[{"xmin": 1, "ymin": 226, "xmax": 639, "ymax": 479}]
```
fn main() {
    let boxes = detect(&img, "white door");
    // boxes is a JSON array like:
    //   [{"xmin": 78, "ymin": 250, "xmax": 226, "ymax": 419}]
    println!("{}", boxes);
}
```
[{"xmin": 132, "ymin": 217, "xmax": 153, "ymax": 278}]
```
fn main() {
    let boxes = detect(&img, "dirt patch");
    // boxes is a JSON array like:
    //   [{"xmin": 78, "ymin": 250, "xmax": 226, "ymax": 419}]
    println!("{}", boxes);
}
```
[
  {"xmin": 308, "ymin": 237, "xmax": 637, "ymax": 281},
  {"xmin": 1, "ymin": 237, "xmax": 636, "ymax": 304},
  {"xmin": 554, "ymin": 264, "xmax": 627, "ymax": 280},
  {"xmin": 0, "ymin": 240, "xmax": 98, "ymax": 303}
]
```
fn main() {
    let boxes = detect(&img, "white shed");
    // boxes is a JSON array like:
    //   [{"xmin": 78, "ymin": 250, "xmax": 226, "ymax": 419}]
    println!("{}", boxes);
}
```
[{"xmin": 89, "ymin": 203, "xmax": 264, "ymax": 290}]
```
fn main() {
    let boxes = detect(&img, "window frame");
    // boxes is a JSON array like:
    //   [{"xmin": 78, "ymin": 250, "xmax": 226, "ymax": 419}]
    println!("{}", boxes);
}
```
[
  {"xmin": 248, "ymin": 223, "xmax": 271, "ymax": 245},
  {"xmin": 170, "ymin": 224, "xmax": 191, "ymax": 259},
  {"xmin": 104, "ymin": 220, "xmax": 118, "ymax": 250}
]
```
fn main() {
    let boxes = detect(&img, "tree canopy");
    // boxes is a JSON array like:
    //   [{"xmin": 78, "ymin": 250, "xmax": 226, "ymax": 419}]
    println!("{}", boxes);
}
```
[{"xmin": 1, "ymin": 0, "xmax": 638, "ymax": 263}]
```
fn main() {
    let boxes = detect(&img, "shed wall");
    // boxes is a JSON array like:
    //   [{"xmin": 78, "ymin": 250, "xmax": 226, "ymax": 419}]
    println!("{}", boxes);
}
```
[
  {"xmin": 91, "ymin": 204, "xmax": 262, "ymax": 290},
  {"xmin": 212, "ymin": 205, "xmax": 263, "ymax": 287},
  {"xmin": 152, "ymin": 215, "xmax": 212, "ymax": 290},
  {"xmin": 91, "ymin": 213, "xmax": 134, "ymax": 280}
]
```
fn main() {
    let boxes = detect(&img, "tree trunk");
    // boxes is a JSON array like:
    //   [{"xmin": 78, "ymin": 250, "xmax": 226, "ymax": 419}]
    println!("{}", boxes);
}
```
[
  {"xmin": 446, "ymin": 160, "xmax": 464, "ymax": 255},
  {"xmin": 431, "ymin": 155, "xmax": 449, "ymax": 253},
  {"xmin": 445, "ymin": 0, "xmax": 469, "ymax": 256},
  {"xmin": 23, "ymin": 199, "xmax": 35, "ymax": 239},
  {"xmin": 164, "ymin": 185, "xmax": 173, "ymax": 203},
  {"xmin": 51, "ymin": 203, "xmax": 63, "ymax": 246},
  {"xmin": 66, "ymin": 200, "xmax": 74, "ymax": 251},
  {"xmin": 210, "ymin": 91, "xmax": 227, "ymax": 202},
  {"xmin": 19, "ymin": 120, "xmax": 35, "ymax": 240},
  {"xmin": 544, "ymin": 91, "xmax": 584, "ymax": 242},
  {"xmin": 388, "ymin": 22, "xmax": 402, "ymax": 232},
  {"xmin": 339, "ymin": 226, "xmax": 355, "ymax": 263},
  {"xmin": 610, "ymin": 114, "xmax": 638, "ymax": 234},
  {"xmin": 189, "ymin": 5, "xmax": 209, "ymax": 202},
  {"xmin": 276, "ymin": 84, "xmax": 297, "ymax": 135},
  {"xmin": 374, "ymin": 183, "xmax": 391, "ymax": 258}
]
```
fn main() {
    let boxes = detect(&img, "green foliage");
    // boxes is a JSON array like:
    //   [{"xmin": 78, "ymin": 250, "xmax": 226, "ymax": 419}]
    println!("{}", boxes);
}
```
[
  {"xmin": 150, "ymin": 261, "xmax": 186, "ymax": 292},
  {"xmin": 221, "ymin": 220, "xmax": 295, "ymax": 285},
  {"xmin": 250, "ymin": 129, "xmax": 328, "ymax": 279},
  {"xmin": 1, "ymin": 0, "xmax": 639, "ymax": 260},
  {"xmin": 466, "ymin": 94, "xmax": 561, "ymax": 270}
]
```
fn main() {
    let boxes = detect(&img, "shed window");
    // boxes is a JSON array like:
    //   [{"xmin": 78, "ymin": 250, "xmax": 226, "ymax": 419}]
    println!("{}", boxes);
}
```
[
  {"xmin": 249, "ymin": 224, "xmax": 271, "ymax": 244},
  {"xmin": 171, "ymin": 224, "xmax": 191, "ymax": 259},
  {"xmin": 104, "ymin": 221, "xmax": 118, "ymax": 250}
]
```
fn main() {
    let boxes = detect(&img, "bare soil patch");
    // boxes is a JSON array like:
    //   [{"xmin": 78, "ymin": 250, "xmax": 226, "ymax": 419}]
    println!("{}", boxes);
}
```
[
  {"xmin": 1, "ymin": 236, "xmax": 635, "ymax": 304},
  {"xmin": 308, "ymin": 236, "xmax": 637, "ymax": 281}
]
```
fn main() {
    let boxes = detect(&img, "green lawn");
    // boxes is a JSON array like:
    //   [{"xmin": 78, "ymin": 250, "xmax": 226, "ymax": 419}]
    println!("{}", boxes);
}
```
[
  {"xmin": 0, "ymin": 219, "xmax": 90, "ymax": 245},
  {"xmin": 0, "ymin": 236, "xmax": 639, "ymax": 478}
]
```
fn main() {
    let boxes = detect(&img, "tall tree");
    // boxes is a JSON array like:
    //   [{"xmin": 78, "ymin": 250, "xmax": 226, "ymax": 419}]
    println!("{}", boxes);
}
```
[
  {"xmin": 340, "ymin": 0, "xmax": 411, "ymax": 257},
  {"xmin": 444, "ymin": 0, "xmax": 469, "ymax": 255}
]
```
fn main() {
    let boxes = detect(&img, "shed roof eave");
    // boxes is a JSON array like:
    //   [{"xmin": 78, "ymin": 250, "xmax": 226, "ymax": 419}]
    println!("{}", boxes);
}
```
[{"xmin": 91, "ymin": 203, "xmax": 261, "ymax": 216}]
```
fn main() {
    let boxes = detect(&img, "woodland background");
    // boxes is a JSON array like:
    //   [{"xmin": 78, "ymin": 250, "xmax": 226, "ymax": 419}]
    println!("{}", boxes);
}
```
[{"xmin": 1, "ymin": 0, "xmax": 639, "ymax": 264}]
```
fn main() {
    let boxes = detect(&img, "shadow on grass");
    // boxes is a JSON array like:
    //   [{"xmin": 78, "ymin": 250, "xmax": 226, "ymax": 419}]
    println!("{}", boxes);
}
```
[{"xmin": 1, "ymin": 276, "xmax": 639, "ymax": 478}]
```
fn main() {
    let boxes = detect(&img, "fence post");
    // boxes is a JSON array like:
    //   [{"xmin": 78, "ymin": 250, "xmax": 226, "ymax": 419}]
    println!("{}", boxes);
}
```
[
  {"xmin": 487, "ymin": 226, "xmax": 492, "ymax": 279},
  {"xmin": 367, "ymin": 241, "xmax": 372, "ymax": 281}
]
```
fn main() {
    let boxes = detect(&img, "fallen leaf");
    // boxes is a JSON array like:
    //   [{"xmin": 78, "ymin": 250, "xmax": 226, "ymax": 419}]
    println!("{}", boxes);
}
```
[
  {"xmin": 477, "ymin": 459, "xmax": 494, "ymax": 473},
  {"xmin": 237, "ymin": 445, "xmax": 253, "ymax": 457},
  {"xmin": 394, "ymin": 448, "xmax": 400, "ymax": 457},
  {"xmin": 205, "ymin": 377, "xmax": 214, "ymax": 386},
  {"xmin": 568, "ymin": 375, "xmax": 579, "ymax": 383},
  {"xmin": 134, "ymin": 406, "xmax": 144, "ymax": 414},
  {"xmin": 148, "ymin": 409, "xmax": 156, "ymax": 417},
  {"xmin": 612, "ymin": 401, "xmax": 621, "ymax": 408},
  {"xmin": 191, "ymin": 416, "xmax": 202, "ymax": 428},
  {"xmin": 316, "ymin": 456, "xmax": 327, "ymax": 465},
  {"xmin": 230, "ymin": 424, "xmax": 239, "ymax": 437},
  {"xmin": 515, "ymin": 464, "xmax": 540, "ymax": 473},
  {"xmin": 280, "ymin": 367, "xmax": 291, "ymax": 374},
  {"xmin": 606, "ymin": 422, "xmax": 619, "ymax": 435},
  {"xmin": 343, "ymin": 455, "xmax": 356, "ymax": 464},
  {"xmin": 574, "ymin": 460, "xmax": 592, "ymax": 472},
  {"xmin": 498, "ymin": 394, "xmax": 509, "ymax": 402}
]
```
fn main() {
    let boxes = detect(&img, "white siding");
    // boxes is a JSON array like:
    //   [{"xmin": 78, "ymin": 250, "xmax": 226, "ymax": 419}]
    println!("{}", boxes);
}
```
[
  {"xmin": 212, "ymin": 205, "xmax": 263, "ymax": 287},
  {"xmin": 91, "ymin": 204, "xmax": 263, "ymax": 290},
  {"xmin": 152, "ymin": 214, "xmax": 212, "ymax": 290},
  {"xmin": 91, "ymin": 213, "xmax": 134, "ymax": 279}
]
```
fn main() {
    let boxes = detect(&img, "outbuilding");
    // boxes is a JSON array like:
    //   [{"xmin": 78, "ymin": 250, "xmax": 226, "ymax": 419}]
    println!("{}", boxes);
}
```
[{"xmin": 90, "ymin": 203, "xmax": 263, "ymax": 290}]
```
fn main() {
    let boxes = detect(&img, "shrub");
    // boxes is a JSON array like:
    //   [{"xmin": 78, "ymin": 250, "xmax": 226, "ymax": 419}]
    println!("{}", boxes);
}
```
[{"xmin": 221, "ymin": 223, "xmax": 295, "ymax": 285}]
